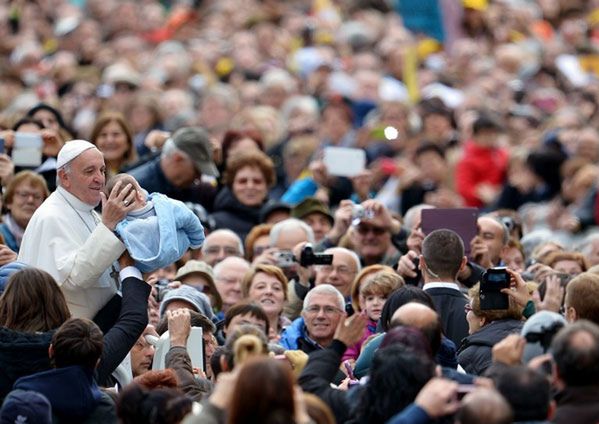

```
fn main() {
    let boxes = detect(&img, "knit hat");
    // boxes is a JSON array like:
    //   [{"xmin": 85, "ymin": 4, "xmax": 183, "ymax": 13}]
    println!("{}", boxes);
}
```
[
  {"xmin": 175, "ymin": 260, "xmax": 222, "ymax": 311},
  {"xmin": 56, "ymin": 140, "xmax": 96, "ymax": 169},
  {"xmin": 521, "ymin": 311, "xmax": 567, "ymax": 363},
  {"xmin": 0, "ymin": 262, "xmax": 29, "ymax": 295},
  {"xmin": 159, "ymin": 285, "xmax": 215, "ymax": 320},
  {"xmin": 0, "ymin": 389, "xmax": 52, "ymax": 424},
  {"xmin": 291, "ymin": 197, "xmax": 334, "ymax": 226}
]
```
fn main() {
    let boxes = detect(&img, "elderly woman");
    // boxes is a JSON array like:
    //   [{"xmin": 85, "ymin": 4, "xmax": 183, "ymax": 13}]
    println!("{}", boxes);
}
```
[
  {"xmin": 0, "ymin": 171, "xmax": 49, "ymax": 252},
  {"xmin": 211, "ymin": 150, "xmax": 275, "ymax": 241},
  {"xmin": 543, "ymin": 251, "xmax": 588, "ymax": 277},
  {"xmin": 457, "ymin": 281, "xmax": 523, "ymax": 375},
  {"xmin": 90, "ymin": 112, "xmax": 137, "ymax": 177},
  {"xmin": 241, "ymin": 264, "xmax": 290, "ymax": 341}
]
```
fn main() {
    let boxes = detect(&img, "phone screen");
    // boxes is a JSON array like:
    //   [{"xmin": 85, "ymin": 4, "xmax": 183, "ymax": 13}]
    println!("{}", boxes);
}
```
[{"xmin": 480, "ymin": 268, "xmax": 510, "ymax": 310}]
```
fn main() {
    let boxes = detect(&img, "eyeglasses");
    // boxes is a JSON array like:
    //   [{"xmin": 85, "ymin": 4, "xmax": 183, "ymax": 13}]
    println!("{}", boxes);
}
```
[
  {"xmin": 355, "ymin": 224, "xmax": 386, "ymax": 236},
  {"xmin": 14, "ymin": 191, "xmax": 44, "ymax": 202},
  {"xmin": 316, "ymin": 265, "xmax": 356, "ymax": 276},
  {"xmin": 203, "ymin": 246, "xmax": 241, "ymax": 256},
  {"xmin": 304, "ymin": 305, "xmax": 343, "ymax": 315}
]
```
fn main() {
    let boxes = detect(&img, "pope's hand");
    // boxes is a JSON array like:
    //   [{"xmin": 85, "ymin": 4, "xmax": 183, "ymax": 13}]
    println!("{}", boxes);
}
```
[{"xmin": 100, "ymin": 181, "xmax": 136, "ymax": 230}]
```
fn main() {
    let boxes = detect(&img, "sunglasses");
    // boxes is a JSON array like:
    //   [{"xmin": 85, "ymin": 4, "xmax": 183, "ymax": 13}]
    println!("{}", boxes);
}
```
[{"xmin": 356, "ymin": 224, "xmax": 386, "ymax": 236}]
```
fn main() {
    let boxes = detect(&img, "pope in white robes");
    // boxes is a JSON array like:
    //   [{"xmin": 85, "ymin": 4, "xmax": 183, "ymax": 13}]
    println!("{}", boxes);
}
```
[{"xmin": 18, "ymin": 140, "xmax": 138, "ymax": 318}]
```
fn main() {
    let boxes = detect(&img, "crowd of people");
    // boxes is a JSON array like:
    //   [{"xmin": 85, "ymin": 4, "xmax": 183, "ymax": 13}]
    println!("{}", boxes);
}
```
[{"xmin": 1, "ymin": 0, "xmax": 599, "ymax": 423}]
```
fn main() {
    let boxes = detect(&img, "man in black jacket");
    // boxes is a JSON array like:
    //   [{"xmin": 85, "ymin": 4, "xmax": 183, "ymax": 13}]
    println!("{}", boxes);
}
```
[
  {"xmin": 552, "ymin": 320, "xmax": 599, "ymax": 424},
  {"xmin": 420, "ymin": 229, "xmax": 469, "ymax": 347}
]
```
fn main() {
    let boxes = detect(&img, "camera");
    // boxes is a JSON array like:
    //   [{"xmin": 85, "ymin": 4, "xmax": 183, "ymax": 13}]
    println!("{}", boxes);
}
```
[
  {"xmin": 154, "ymin": 278, "xmax": 171, "ymax": 302},
  {"xmin": 300, "ymin": 244, "xmax": 333, "ymax": 267},
  {"xmin": 480, "ymin": 267, "xmax": 510, "ymax": 310},
  {"xmin": 276, "ymin": 251, "xmax": 295, "ymax": 268},
  {"xmin": 351, "ymin": 204, "xmax": 374, "ymax": 220}
]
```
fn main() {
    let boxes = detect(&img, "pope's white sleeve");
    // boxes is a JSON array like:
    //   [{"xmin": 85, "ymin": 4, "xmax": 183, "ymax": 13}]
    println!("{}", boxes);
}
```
[{"xmin": 54, "ymin": 223, "xmax": 125, "ymax": 290}]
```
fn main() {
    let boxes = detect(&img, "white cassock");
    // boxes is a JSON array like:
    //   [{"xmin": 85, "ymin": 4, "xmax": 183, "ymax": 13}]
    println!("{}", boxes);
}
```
[{"xmin": 18, "ymin": 186, "xmax": 125, "ymax": 319}]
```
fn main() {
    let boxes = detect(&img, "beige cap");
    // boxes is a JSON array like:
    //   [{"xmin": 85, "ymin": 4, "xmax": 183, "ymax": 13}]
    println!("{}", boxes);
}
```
[{"xmin": 175, "ymin": 260, "xmax": 222, "ymax": 311}]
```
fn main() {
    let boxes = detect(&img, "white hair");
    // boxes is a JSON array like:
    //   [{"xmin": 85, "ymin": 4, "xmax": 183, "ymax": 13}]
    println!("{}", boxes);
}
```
[
  {"xmin": 270, "ymin": 218, "xmax": 315, "ymax": 247},
  {"xmin": 325, "ymin": 247, "xmax": 362, "ymax": 274},
  {"xmin": 213, "ymin": 256, "xmax": 250, "ymax": 278},
  {"xmin": 576, "ymin": 233, "xmax": 599, "ymax": 258},
  {"xmin": 280, "ymin": 95, "xmax": 319, "ymax": 123},
  {"xmin": 303, "ymin": 284, "xmax": 345, "ymax": 311},
  {"xmin": 202, "ymin": 229, "xmax": 244, "ymax": 256},
  {"xmin": 56, "ymin": 162, "xmax": 71, "ymax": 188},
  {"xmin": 403, "ymin": 204, "xmax": 434, "ymax": 230},
  {"xmin": 260, "ymin": 68, "xmax": 297, "ymax": 93}
]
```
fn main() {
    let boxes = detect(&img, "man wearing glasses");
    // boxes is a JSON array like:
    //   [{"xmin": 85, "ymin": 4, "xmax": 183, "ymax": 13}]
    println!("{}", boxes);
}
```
[
  {"xmin": 314, "ymin": 247, "xmax": 361, "ymax": 299},
  {"xmin": 199, "ymin": 229, "xmax": 243, "ymax": 266},
  {"xmin": 349, "ymin": 200, "xmax": 402, "ymax": 267},
  {"xmin": 281, "ymin": 284, "xmax": 346, "ymax": 354}
]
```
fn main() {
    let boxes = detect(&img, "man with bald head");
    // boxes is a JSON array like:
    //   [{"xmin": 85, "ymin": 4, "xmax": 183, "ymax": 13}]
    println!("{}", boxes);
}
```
[
  {"xmin": 472, "ymin": 216, "xmax": 509, "ymax": 268},
  {"xmin": 200, "ymin": 229, "xmax": 244, "ymax": 266},
  {"xmin": 456, "ymin": 388, "xmax": 513, "ymax": 424},
  {"xmin": 19, "ymin": 140, "xmax": 138, "ymax": 319}
]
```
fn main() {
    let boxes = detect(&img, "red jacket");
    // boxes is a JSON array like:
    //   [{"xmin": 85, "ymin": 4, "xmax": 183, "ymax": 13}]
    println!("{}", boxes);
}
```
[{"xmin": 455, "ymin": 140, "xmax": 509, "ymax": 207}]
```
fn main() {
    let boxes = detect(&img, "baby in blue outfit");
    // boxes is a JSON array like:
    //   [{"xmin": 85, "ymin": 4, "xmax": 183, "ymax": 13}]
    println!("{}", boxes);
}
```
[{"xmin": 106, "ymin": 174, "xmax": 205, "ymax": 273}]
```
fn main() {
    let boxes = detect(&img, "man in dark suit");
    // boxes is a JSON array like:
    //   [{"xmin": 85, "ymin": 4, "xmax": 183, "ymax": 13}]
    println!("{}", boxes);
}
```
[{"xmin": 420, "ymin": 229, "xmax": 469, "ymax": 347}]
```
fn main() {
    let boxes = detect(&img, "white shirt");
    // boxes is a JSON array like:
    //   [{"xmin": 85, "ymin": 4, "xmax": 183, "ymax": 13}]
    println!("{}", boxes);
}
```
[
  {"xmin": 422, "ymin": 282, "xmax": 461, "ymax": 292},
  {"xmin": 18, "ymin": 186, "xmax": 125, "ymax": 318}
]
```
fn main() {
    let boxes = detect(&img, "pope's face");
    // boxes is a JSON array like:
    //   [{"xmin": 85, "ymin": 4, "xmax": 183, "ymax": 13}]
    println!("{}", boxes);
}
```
[{"xmin": 61, "ymin": 148, "xmax": 106, "ymax": 206}]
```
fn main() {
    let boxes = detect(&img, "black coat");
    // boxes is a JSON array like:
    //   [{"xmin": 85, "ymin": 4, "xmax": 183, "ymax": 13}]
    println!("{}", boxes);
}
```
[
  {"xmin": 554, "ymin": 385, "xmax": 599, "ymax": 424},
  {"xmin": 424, "ymin": 287, "xmax": 469, "ymax": 347},
  {"xmin": 210, "ymin": 187, "xmax": 263, "ymax": 241},
  {"xmin": 298, "ymin": 340, "xmax": 359, "ymax": 424},
  {"xmin": 457, "ymin": 319, "xmax": 523, "ymax": 376}
]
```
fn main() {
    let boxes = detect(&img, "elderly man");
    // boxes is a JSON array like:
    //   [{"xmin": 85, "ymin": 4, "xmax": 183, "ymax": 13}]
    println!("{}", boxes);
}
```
[
  {"xmin": 199, "ymin": 229, "xmax": 244, "ymax": 266},
  {"xmin": 130, "ymin": 325, "xmax": 159, "ymax": 378},
  {"xmin": 472, "ymin": 216, "xmax": 509, "ymax": 269},
  {"xmin": 280, "ymin": 284, "xmax": 346, "ymax": 353},
  {"xmin": 313, "ymin": 247, "xmax": 361, "ymax": 298},
  {"xmin": 348, "ymin": 200, "xmax": 402, "ymax": 266},
  {"xmin": 213, "ymin": 256, "xmax": 251, "ymax": 319},
  {"xmin": 19, "ymin": 140, "xmax": 136, "ymax": 319},
  {"xmin": 128, "ymin": 127, "xmax": 219, "ymax": 206}
]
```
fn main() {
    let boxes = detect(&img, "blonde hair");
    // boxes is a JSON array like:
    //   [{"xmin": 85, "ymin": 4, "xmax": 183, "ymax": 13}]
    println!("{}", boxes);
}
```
[
  {"xmin": 234, "ymin": 334, "xmax": 269, "ymax": 366},
  {"xmin": 350, "ymin": 265, "xmax": 396, "ymax": 312},
  {"xmin": 360, "ymin": 271, "xmax": 404, "ymax": 298}
]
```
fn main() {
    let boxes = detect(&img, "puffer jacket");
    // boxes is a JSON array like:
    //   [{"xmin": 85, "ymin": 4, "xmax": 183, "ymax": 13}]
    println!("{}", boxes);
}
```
[
  {"xmin": 0, "ymin": 328, "xmax": 54, "ymax": 401},
  {"xmin": 457, "ymin": 319, "xmax": 523, "ymax": 376}
]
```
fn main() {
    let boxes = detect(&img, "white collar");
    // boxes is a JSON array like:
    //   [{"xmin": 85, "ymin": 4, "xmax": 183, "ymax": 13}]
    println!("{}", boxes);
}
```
[
  {"xmin": 422, "ymin": 282, "xmax": 461, "ymax": 291},
  {"xmin": 56, "ymin": 186, "xmax": 97, "ymax": 213}
]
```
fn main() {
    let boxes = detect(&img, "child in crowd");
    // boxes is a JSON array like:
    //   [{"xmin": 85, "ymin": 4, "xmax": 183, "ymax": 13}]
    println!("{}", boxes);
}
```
[
  {"xmin": 342, "ymin": 272, "xmax": 402, "ymax": 361},
  {"xmin": 106, "ymin": 174, "xmax": 205, "ymax": 273}
]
